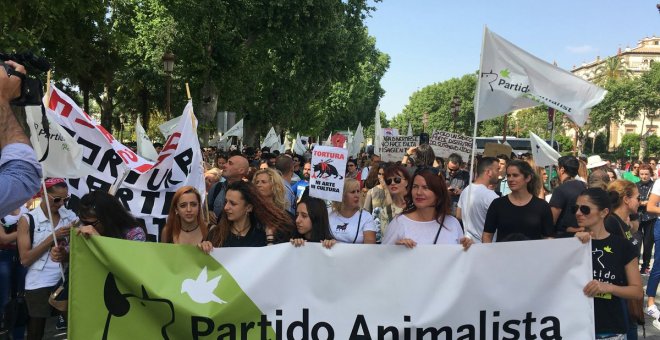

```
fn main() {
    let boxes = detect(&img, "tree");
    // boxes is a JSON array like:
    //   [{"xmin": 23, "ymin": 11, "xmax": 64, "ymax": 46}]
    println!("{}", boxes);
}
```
[
  {"xmin": 628, "ymin": 63, "xmax": 660, "ymax": 160},
  {"xmin": 162, "ymin": 0, "xmax": 386, "ymax": 145},
  {"xmin": 594, "ymin": 56, "xmax": 632, "ymax": 85},
  {"xmin": 392, "ymin": 73, "xmax": 477, "ymax": 135}
]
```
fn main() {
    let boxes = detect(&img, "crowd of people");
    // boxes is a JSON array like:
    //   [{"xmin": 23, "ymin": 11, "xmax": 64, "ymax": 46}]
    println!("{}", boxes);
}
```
[{"xmin": 0, "ymin": 60, "xmax": 658, "ymax": 339}]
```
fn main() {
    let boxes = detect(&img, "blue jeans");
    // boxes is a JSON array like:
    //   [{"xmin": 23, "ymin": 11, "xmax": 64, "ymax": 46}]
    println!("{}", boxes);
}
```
[
  {"xmin": 646, "ymin": 219, "xmax": 660, "ymax": 298},
  {"xmin": 0, "ymin": 248, "xmax": 26, "ymax": 339}
]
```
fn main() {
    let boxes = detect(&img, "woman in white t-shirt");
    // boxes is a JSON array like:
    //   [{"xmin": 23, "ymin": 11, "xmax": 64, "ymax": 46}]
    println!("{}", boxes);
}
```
[
  {"xmin": 328, "ymin": 178, "xmax": 377, "ymax": 244},
  {"xmin": 382, "ymin": 168, "xmax": 472, "ymax": 249}
]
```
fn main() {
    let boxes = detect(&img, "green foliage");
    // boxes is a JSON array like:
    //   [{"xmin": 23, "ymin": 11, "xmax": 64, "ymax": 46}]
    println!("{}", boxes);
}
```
[
  {"xmin": 392, "ymin": 73, "xmax": 477, "ymax": 135},
  {"xmin": 4, "ymin": 0, "xmax": 388, "ymax": 143},
  {"xmin": 615, "ymin": 133, "xmax": 660, "ymax": 158},
  {"xmin": 554, "ymin": 134, "xmax": 574, "ymax": 153}
]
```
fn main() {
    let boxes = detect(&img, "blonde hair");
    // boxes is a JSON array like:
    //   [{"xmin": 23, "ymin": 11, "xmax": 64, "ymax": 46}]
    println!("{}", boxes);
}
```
[
  {"xmin": 252, "ymin": 168, "xmax": 288, "ymax": 211},
  {"xmin": 332, "ymin": 178, "xmax": 360, "ymax": 212},
  {"xmin": 607, "ymin": 179, "xmax": 637, "ymax": 209}
]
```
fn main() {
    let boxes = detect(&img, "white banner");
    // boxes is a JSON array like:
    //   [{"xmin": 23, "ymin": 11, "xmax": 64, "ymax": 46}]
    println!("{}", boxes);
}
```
[
  {"xmin": 380, "ymin": 135, "xmax": 419, "ymax": 162},
  {"xmin": 46, "ymin": 86, "xmax": 205, "ymax": 239},
  {"xmin": 429, "ymin": 130, "xmax": 473, "ymax": 160},
  {"xmin": 475, "ymin": 27, "xmax": 606, "ymax": 127},
  {"xmin": 310, "ymin": 146, "xmax": 347, "ymax": 202},
  {"xmin": 212, "ymin": 238, "xmax": 594, "ymax": 339}
]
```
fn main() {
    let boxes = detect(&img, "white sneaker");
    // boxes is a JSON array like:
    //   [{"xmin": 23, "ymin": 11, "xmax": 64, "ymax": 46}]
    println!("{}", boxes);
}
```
[
  {"xmin": 653, "ymin": 319, "xmax": 660, "ymax": 331},
  {"xmin": 647, "ymin": 305, "xmax": 660, "ymax": 320}
]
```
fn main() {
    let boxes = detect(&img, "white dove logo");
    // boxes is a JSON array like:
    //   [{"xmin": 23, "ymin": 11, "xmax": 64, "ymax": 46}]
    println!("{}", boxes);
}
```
[{"xmin": 181, "ymin": 267, "xmax": 227, "ymax": 304}]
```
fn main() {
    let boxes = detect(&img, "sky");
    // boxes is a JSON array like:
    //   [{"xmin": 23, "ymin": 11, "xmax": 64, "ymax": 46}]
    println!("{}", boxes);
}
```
[{"xmin": 365, "ymin": 0, "xmax": 660, "ymax": 119}]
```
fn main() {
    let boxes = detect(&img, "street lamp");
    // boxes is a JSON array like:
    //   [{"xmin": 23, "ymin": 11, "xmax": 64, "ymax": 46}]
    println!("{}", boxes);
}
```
[
  {"xmin": 422, "ymin": 112, "xmax": 429, "ymax": 132},
  {"xmin": 450, "ymin": 96, "xmax": 462, "ymax": 132},
  {"xmin": 162, "ymin": 51, "xmax": 175, "ymax": 120}
]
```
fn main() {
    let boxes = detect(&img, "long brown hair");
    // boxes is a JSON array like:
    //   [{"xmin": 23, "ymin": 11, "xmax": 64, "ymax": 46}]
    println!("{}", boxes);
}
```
[
  {"xmin": 404, "ymin": 168, "xmax": 450, "ymax": 222},
  {"xmin": 162, "ymin": 186, "xmax": 208, "ymax": 243},
  {"xmin": 208, "ymin": 181, "xmax": 294, "ymax": 247}
]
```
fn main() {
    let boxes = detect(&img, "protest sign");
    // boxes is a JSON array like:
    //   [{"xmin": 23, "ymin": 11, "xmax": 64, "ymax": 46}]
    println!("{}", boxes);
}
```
[
  {"xmin": 380, "ymin": 135, "xmax": 419, "ymax": 162},
  {"xmin": 46, "ymin": 86, "xmax": 205, "ymax": 240},
  {"xmin": 382, "ymin": 127, "xmax": 399, "ymax": 136},
  {"xmin": 429, "ymin": 130, "xmax": 473, "ymax": 160},
  {"xmin": 483, "ymin": 142, "xmax": 513, "ymax": 158},
  {"xmin": 69, "ymin": 236, "xmax": 594, "ymax": 339},
  {"xmin": 309, "ymin": 146, "xmax": 347, "ymax": 202}
]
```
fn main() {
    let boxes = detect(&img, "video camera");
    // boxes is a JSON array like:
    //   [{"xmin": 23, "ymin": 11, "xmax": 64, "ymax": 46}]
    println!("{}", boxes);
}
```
[{"xmin": 0, "ymin": 52, "xmax": 50, "ymax": 106}]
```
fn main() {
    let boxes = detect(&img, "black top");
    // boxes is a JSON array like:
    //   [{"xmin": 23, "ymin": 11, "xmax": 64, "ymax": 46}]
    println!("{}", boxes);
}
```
[
  {"xmin": 604, "ymin": 214, "xmax": 641, "ymax": 253},
  {"xmin": 549, "ymin": 179, "xmax": 586, "ymax": 235},
  {"xmin": 637, "ymin": 180, "xmax": 656, "ymax": 222},
  {"xmin": 591, "ymin": 235, "xmax": 637, "ymax": 334},
  {"xmin": 484, "ymin": 195, "xmax": 554, "ymax": 241},
  {"xmin": 206, "ymin": 224, "xmax": 267, "ymax": 247}
]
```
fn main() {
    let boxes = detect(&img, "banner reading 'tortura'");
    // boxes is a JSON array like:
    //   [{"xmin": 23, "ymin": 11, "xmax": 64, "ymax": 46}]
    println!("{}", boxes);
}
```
[{"xmin": 69, "ymin": 237, "xmax": 594, "ymax": 339}]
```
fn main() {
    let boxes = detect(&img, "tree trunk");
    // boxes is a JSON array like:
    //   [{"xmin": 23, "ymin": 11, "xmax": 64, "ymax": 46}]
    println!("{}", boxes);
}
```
[
  {"xmin": 99, "ymin": 83, "xmax": 114, "ymax": 134},
  {"xmin": 639, "ymin": 111, "xmax": 648, "ymax": 161},
  {"xmin": 606, "ymin": 120, "xmax": 612, "ymax": 152},
  {"xmin": 140, "ymin": 87, "xmax": 149, "ymax": 130},
  {"xmin": 199, "ymin": 76, "xmax": 218, "ymax": 147}
]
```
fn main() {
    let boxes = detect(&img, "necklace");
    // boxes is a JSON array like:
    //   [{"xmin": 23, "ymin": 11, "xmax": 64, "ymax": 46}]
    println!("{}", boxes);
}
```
[
  {"xmin": 181, "ymin": 224, "xmax": 199, "ymax": 232},
  {"xmin": 232, "ymin": 223, "xmax": 250, "ymax": 238}
]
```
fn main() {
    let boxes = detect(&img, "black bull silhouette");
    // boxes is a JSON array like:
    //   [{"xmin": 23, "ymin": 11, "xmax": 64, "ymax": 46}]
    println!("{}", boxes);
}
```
[{"xmin": 313, "ymin": 159, "xmax": 344, "ymax": 179}]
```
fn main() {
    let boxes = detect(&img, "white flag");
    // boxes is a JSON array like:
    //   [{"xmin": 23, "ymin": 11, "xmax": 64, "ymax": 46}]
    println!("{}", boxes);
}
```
[
  {"xmin": 325, "ymin": 133, "xmax": 332, "ymax": 146},
  {"xmin": 280, "ymin": 134, "xmax": 289, "ymax": 153},
  {"xmin": 475, "ymin": 27, "xmax": 606, "ymax": 127},
  {"xmin": 349, "ymin": 122, "xmax": 364, "ymax": 158},
  {"xmin": 529, "ymin": 132, "xmax": 561, "ymax": 167},
  {"xmin": 222, "ymin": 119, "xmax": 244, "ymax": 139},
  {"xmin": 407, "ymin": 121, "xmax": 413, "ymax": 136},
  {"xmin": 261, "ymin": 127, "xmax": 280, "ymax": 151},
  {"xmin": 26, "ymin": 106, "xmax": 91, "ymax": 178},
  {"xmin": 374, "ymin": 105, "xmax": 381, "ymax": 155},
  {"xmin": 136, "ymin": 117, "xmax": 158, "ymax": 161},
  {"xmin": 159, "ymin": 116, "xmax": 181, "ymax": 139},
  {"xmin": 293, "ymin": 133, "xmax": 307, "ymax": 155}
]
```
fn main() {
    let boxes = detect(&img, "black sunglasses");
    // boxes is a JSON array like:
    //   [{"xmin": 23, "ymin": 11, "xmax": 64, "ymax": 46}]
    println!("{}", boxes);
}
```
[
  {"xmin": 572, "ymin": 205, "xmax": 591, "ymax": 215},
  {"xmin": 48, "ymin": 194, "xmax": 70, "ymax": 204},
  {"xmin": 80, "ymin": 219, "xmax": 100, "ymax": 227},
  {"xmin": 385, "ymin": 177, "xmax": 403, "ymax": 185}
]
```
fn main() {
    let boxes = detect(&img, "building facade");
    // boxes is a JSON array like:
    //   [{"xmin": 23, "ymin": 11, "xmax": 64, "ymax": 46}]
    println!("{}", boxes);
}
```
[{"xmin": 571, "ymin": 36, "xmax": 660, "ymax": 151}]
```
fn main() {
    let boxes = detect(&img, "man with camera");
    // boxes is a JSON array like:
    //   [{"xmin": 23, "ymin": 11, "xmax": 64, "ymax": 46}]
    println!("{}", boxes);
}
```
[{"xmin": 0, "ymin": 60, "xmax": 42, "ymax": 216}]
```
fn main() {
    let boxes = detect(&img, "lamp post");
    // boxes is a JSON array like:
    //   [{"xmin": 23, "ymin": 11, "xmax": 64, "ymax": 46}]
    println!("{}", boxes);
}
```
[
  {"xmin": 422, "ymin": 112, "xmax": 429, "ymax": 133},
  {"xmin": 450, "ymin": 96, "xmax": 461, "ymax": 132},
  {"xmin": 162, "ymin": 52, "xmax": 175, "ymax": 120}
]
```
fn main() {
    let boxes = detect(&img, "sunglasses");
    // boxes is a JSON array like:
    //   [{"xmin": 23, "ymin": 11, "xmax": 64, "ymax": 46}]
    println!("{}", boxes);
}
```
[
  {"xmin": 48, "ymin": 194, "xmax": 70, "ymax": 204},
  {"xmin": 80, "ymin": 219, "xmax": 100, "ymax": 227},
  {"xmin": 571, "ymin": 205, "xmax": 591, "ymax": 215},
  {"xmin": 385, "ymin": 177, "xmax": 403, "ymax": 185}
]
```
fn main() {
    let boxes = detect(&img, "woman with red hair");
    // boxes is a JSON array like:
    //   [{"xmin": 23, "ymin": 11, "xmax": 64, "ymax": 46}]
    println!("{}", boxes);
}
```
[{"xmin": 162, "ymin": 186, "xmax": 208, "ymax": 245}]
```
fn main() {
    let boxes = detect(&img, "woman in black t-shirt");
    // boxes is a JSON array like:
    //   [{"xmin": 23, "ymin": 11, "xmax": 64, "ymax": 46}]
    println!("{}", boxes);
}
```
[
  {"xmin": 575, "ymin": 188, "xmax": 642, "ymax": 338},
  {"xmin": 605, "ymin": 180, "xmax": 641, "ymax": 249},
  {"xmin": 483, "ymin": 160, "xmax": 554, "ymax": 242},
  {"xmin": 198, "ymin": 181, "xmax": 295, "ymax": 251}
]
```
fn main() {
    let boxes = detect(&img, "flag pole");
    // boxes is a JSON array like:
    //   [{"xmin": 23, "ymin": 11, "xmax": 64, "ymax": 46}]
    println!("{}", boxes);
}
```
[
  {"xmin": 463, "ymin": 25, "xmax": 487, "ymax": 240},
  {"xmin": 41, "ymin": 179, "xmax": 67, "ymax": 282}
]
